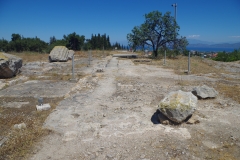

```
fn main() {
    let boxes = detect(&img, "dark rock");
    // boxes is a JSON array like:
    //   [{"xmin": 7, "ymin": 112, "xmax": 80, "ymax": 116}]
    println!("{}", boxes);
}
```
[{"xmin": 0, "ymin": 53, "xmax": 22, "ymax": 79}]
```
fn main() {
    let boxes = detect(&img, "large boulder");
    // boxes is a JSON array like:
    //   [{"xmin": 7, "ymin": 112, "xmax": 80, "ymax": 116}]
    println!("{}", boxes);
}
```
[
  {"xmin": 158, "ymin": 90, "xmax": 198, "ymax": 123},
  {"xmin": 49, "ymin": 46, "xmax": 69, "ymax": 62},
  {"xmin": 192, "ymin": 85, "xmax": 218, "ymax": 99},
  {"xmin": 0, "ymin": 52, "xmax": 22, "ymax": 79}
]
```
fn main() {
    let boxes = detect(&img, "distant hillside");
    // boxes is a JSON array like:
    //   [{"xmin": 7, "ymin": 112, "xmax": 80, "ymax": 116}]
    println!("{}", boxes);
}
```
[{"xmin": 188, "ymin": 42, "xmax": 240, "ymax": 49}]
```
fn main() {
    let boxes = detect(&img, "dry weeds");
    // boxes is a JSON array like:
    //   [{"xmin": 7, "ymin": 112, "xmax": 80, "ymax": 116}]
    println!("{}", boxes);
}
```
[
  {"xmin": 163, "ymin": 56, "xmax": 228, "ymax": 75},
  {"xmin": 0, "ymin": 52, "xmax": 8, "ymax": 60},
  {"xmin": 145, "ymin": 55, "xmax": 240, "ymax": 103},
  {"xmin": 10, "ymin": 52, "xmax": 49, "ymax": 63},
  {"xmin": 215, "ymin": 83, "xmax": 240, "ymax": 103},
  {"xmin": 0, "ymin": 97, "xmax": 63, "ymax": 160},
  {"xmin": 75, "ymin": 50, "xmax": 110, "ymax": 58}
]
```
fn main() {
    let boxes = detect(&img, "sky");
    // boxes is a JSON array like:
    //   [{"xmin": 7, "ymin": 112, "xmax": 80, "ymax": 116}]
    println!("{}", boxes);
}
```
[{"xmin": 0, "ymin": 0, "xmax": 240, "ymax": 45}]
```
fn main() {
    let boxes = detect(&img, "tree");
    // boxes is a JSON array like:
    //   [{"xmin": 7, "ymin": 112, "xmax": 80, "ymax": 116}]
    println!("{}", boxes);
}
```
[
  {"xmin": 127, "ymin": 11, "xmax": 188, "ymax": 57},
  {"xmin": 0, "ymin": 38, "xmax": 10, "ymax": 52},
  {"xmin": 63, "ymin": 32, "xmax": 85, "ymax": 50},
  {"xmin": 11, "ymin": 33, "xmax": 21, "ymax": 42},
  {"xmin": 46, "ymin": 39, "xmax": 67, "ymax": 53},
  {"xmin": 214, "ymin": 49, "xmax": 240, "ymax": 62},
  {"xmin": 88, "ymin": 33, "xmax": 112, "ymax": 50},
  {"xmin": 49, "ymin": 36, "xmax": 56, "ymax": 45}
]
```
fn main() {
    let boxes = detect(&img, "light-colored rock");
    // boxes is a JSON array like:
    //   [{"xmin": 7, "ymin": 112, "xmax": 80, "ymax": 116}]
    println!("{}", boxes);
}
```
[
  {"xmin": 0, "ymin": 52, "xmax": 22, "ymax": 78},
  {"xmin": 68, "ymin": 50, "xmax": 75, "ymax": 60},
  {"xmin": 62, "ymin": 131, "xmax": 78, "ymax": 141},
  {"xmin": 117, "ymin": 83, "xmax": 134, "ymax": 90},
  {"xmin": 49, "ymin": 46, "xmax": 69, "ymax": 62},
  {"xmin": 192, "ymin": 85, "xmax": 218, "ymax": 99},
  {"xmin": 14, "ymin": 123, "xmax": 26, "ymax": 129},
  {"xmin": 158, "ymin": 90, "xmax": 198, "ymax": 123},
  {"xmin": 186, "ymin": 114, "xmax": 200, "ymax": 124},
  {"xmin": 3, "ymin": 102, "xmax": 29, "ymax": 108},
  {"xmin": 0, "ymin": 81, "xmax": 7, "ymax": 90},
  {"xmin": 0, "ymin": 137, "xmax": 8, "ymax": 147},
  {"xmin": 8, "ymin": 76, "xmax": 28, "ymax": 86},
  {"xmin": 36, "ymin": 103, "xmax": 51, "ymax": 111}
]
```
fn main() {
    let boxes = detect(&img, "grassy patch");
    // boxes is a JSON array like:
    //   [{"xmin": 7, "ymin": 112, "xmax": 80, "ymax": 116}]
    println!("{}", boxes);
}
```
[
  {"xmin": 214, "ymin": 83, "xmax": 240, "ymax": 103},
  {"xmin": 75, "ymin": 50, "xmax": 110, "ymax": 58},
  {"xmin": 165, "ymin": 56, "xmax": 227, "ymax": 75},
  {"xmin": 0, "ymin": 97, "xmax": 63, "ymax": 160},
  {"xmin": 10, "ymin": 52, "xmax": 49, "ymax": 63},
  {"xmin": 0, "ymin": 52, "xmax": 8, "ymax": 60},
  {"xmin": 149, "ymin": 56, "xmax": 240, "ymax": 103},
  {"xmin": 29, "ymin": 73, "xmax": 85, "ymax": 81}
]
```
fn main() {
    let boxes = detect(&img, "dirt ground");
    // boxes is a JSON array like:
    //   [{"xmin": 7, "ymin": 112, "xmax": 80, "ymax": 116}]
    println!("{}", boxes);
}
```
[{"xmin": 1, "ymin": 52, "xmax": 240, "ymax": 160}]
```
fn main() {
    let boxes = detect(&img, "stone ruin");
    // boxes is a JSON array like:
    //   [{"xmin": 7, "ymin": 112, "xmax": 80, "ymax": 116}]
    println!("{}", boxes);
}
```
[
  {"xmin": 0, "ymin": 52, "xmax": 22, "ymax": 78},
  {"xmin": 68, "ymin": 50, "xmax": 75, "ymax": 60},
  {"xmin": 49, "ymin": 46, "xmax": 70, "ymax": 62},
  {"xmin": 158, "ymin": 90, "xmax": 198, "ymax": 124}
]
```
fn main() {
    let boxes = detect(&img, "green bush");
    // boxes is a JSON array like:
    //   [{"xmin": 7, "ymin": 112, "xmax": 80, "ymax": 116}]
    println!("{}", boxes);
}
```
[{"xmin": 213, "ymin": 49, "xmax": 240, "ymax": 62}]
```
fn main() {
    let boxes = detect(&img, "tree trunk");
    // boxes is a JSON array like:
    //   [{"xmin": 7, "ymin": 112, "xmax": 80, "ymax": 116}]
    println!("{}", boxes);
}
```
[
  {"xmin": 152, "ymin": 44, "xmax": 158, "ymax": 58},
  {"xmin": 153, "ymin": 50, "xmax": 158, "ymax": 58}
]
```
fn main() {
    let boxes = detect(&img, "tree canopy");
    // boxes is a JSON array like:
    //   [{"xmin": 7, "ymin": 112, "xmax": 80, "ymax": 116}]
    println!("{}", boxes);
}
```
[
  {"xmin": 85, "ymin": 33, "xmax": 112, "ymax": 50},
  {"xmin": 0, "ymin": 34, "xmax": 48, "ymax": 52},
  {"xmin": 213, "ymin": 49, "xmax": 240, "ymax": 62},
  {"xmin": 63, "ymin": 32, "xmax": 85, "ymax": 50},
  {"xmin": 127, "ymin": 11, "xmax": 188, "ymax": 57},
  {"xmin": 0, "ymin": 32, "xmax": 121, "ymax": 53}
]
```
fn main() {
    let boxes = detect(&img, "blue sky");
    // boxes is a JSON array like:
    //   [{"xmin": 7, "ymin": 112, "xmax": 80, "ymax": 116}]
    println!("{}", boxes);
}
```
[{"xmin": 0, "ymin": 0, "xmax": 240, "ymax": 45}]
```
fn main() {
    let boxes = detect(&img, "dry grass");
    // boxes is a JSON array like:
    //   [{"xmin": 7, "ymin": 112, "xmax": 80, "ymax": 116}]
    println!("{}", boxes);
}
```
[
  {"xmin": 10, "ymin": 52, "xmax": 49, "ymax": 63},
  {"xmin": 149, "ymin": 55, "xmax": 240, "ymax": 103},
  {"xmin": 134, "ymin": 55, "xmax": 229, "ymax": 76},
  {"xmin": 27, "ymin": 72, "xmax": 85, "ymax": 81},
  {"xmin": 214, "ymin": 83, "xmax": 240, "ymax": 103},
  {"xmin": 151, "ymin": 56, "xmax": 228, "ymax": 76},
  {"xmin": 0, "ymin": 52, "xmax": 8, "ymax": 60},
  {"xmin": 0, "ymin": 97, "xmax": 63, "ymax": 160},
  {"xmin": 75, "ymin": 50, "xmax": 111, "ymax": 58}
]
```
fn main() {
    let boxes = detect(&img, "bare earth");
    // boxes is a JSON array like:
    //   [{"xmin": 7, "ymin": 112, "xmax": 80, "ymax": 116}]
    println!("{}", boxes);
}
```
[{"xmin": 1, "ymin": 54, "xmax": 240, "ymax": 159}]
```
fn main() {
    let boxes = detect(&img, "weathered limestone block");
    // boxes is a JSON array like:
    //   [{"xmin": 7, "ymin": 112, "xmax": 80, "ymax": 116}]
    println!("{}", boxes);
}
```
[
  {"xmin": 0, "ymin": 52, "xmax": 22, "ymax": 79},
  {"xmin": 68, "ymin": 50, "xmax": 75, "ymax": 60},
  {"xmin": 192, "ymin": 85, "xmax": 218, "ymax": 99},
  {"xmin": 158, "ymin": 90, "xmax": 198, "ymax": 123},
  {"xmin": 49, "ymin": 46, "xmax": 69, "ymax": 62}
]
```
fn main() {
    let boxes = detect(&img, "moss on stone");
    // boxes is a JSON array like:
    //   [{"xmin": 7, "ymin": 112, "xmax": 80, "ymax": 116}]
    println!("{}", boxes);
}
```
[
  {"xmin": 0, "ymin": 52, "xmax": 8, "ymax": 60},
  {"xmin": 159, "ymin": 99, "xmax": 191, "ymax": 111}
]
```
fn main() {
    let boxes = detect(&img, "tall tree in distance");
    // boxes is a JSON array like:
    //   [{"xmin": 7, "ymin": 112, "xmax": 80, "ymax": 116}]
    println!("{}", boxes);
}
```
[
  {"xmin": 88, "ymin": 33, "xmax": 112, "ymax": 50},
  {"xmin": 11, "ymin": 33, "xmax": 21, "ymax": 42},
  {"xmin": 63, "ymin": 32, "xmax": 85, "ymax": 50},
  {"xmin": 49, "ymin": 36, "xmax": 56, "ymax": 45},
  {"xmin": 127, "ymin": 11, "xmax": 188, "ymax": 57}
]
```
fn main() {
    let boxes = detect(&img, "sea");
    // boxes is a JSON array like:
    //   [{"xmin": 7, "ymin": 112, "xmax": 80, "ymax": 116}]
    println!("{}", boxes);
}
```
[
  {"xmin": 137, "ymin": 46, "xmax": 236, "ymax": 53},
  {"xmin": 186, "ymin": 47, "xmax": 235, "ymax": 52}
]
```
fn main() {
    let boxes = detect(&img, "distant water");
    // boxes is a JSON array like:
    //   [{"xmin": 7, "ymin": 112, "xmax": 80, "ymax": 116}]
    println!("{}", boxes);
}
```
[
  {"xmin": 186, "ymin": 47, "xmax": 235, "ymax": 52},
  {"xmin": 138, "ymin": 47, "xmax": 235, "ymax": 53}
]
